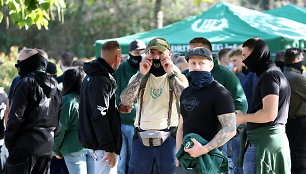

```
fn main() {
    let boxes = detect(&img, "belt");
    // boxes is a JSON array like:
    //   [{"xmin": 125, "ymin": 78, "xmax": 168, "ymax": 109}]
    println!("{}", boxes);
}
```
[{"xmin": 288, "ymin": 115, "xmax": 305, "ymax": 119}]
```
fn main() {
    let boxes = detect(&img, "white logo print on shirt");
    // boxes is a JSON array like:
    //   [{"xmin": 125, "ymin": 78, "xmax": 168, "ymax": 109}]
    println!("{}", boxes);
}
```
[{"xmin": 97, "ymin": 106, "xmax": 107, "ymax": 116}]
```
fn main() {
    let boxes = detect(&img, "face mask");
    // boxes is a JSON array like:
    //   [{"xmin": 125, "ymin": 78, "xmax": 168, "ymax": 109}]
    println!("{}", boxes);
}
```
[
  {"xmin": 274, "ymin": 61, "xmax": 285, "ymax": 71},
  {"xmin": 286, "ymin": 61, "xmax": 303, "ymax": 73},
  {"xmin": 149, "ymin": 59, "xmax": 166, "ymax": 76},
  {"xmin": 190, "ymin": 71, "xmax": 214, "ymax": 89},
  {"xmin": 128, "ymin": 53, "xmax": 142, "ymax": 69},
  {"xmin": 226, "ymin": 63, "xmax": 233, "ymax": 70},
  {"xmin": 15, "ymin": 53, "xmax": 47, "ymax": 77},
  {"xmin": 242, "ymin": 39, "xmax": 271, "ymax": 75}
]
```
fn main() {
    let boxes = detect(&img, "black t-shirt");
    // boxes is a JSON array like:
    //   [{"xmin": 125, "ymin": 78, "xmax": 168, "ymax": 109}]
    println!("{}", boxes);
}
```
[
  {"xmin": 180, "ymin": 81, "xmax": 235, "ymax": 141},
  {"xmin": 246, "ymin": 66, "xmax": 291, "ymax": 130}
]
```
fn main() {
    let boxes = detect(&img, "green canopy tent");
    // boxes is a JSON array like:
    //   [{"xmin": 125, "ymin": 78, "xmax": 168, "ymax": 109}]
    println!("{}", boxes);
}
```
[
  {"xmin": 265, "ymin": 4, "xmax": 306, "ymax": 24},
  {"xmin": 95, "ymin": 2, "xmax": 306, "ymax": 58}
]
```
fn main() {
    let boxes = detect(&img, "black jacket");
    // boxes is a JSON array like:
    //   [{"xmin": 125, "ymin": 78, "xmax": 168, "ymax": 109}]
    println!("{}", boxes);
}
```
[
  {"xmin": 5, "ymin": 71, "xmax": 62, "ymax": 156},
  {"xmin": 79, "ymin": 58, "xmax": 122, "ymax": 154},
  {"xmin": 0, "ymin": 88, "xmax": 7, "ymax": 141}
]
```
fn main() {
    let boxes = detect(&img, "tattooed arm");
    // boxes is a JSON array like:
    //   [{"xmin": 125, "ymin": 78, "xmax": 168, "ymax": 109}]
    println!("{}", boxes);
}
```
[
  {"xmin": 168, "ymin": 73, "xmax": 188, "ymax": 99},
  {"xmin": 184, "ymin": 113, "xmax": 236, "ymax": 157},
  {"xmin": 120, "ymin": 55, "xmax": 153, "ymax": 106},
  {"xmin": 120, "ymin": 72, "xmax": 145, "ymax": 106}
]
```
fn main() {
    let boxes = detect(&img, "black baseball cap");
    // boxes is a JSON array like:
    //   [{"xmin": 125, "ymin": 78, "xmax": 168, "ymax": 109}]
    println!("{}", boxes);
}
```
[
  {"xmin": 129, "ymin": 40, "xmax": 146, "ymax": 52},
  {"xmin": 185, "ymin": 47, "xmax": 213, "ymax": 62}
]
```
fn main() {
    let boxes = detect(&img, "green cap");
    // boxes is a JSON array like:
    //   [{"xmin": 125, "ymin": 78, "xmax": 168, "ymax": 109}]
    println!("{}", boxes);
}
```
[{"xmin": 145, "ymin": 37, "xmax": 170, "ymax": 53}]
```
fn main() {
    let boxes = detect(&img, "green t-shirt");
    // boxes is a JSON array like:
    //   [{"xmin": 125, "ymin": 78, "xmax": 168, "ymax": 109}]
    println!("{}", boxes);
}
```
[{"xmin": 115, "ymin": 60, "xmax": 139, "ymax": 125}]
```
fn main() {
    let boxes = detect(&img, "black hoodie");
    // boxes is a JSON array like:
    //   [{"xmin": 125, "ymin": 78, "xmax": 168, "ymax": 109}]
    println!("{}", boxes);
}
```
[
  {"xmin": 5, "ymin": 70, "xmax": 62, "ymax": 156},
  {"xmin": 79, "ymin": 58, "xmax": 122, "ymax": 154}
]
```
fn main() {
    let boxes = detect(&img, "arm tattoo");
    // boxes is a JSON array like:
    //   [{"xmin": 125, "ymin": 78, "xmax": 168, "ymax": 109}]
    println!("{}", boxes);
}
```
[
  {"xmin": 205, "ymin": 113, "xmax": 236, "ymax": 152},
  {"xmin": 120, "ymin": 73, "xmax": 144, "ymax": 106},
  {"xmin": 169, "ymin": 76, "xmax": 186, "ymax": 99}
]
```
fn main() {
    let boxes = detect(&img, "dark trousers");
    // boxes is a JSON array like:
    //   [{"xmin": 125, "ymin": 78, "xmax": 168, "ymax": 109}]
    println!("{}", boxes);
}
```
[
  {"xmin": 128, "ymin": 136, "xmax": 176, "ymax": 174},
  {"xmin": 286, "ymin": 117, "xmax": 306, "ymax": 174},
  {"xmin": 50, "ymin": 157, "xmax": 69, "ymax": 174},
  {"xmin": 5, "ymin": 149, "xmax": 51, "ymax": 174}
]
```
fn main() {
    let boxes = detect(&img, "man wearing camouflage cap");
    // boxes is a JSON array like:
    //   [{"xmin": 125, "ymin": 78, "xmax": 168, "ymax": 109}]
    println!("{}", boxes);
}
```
[{"xmin": 120, "ymin": 37, "xmax": 188, "ymax": 174}]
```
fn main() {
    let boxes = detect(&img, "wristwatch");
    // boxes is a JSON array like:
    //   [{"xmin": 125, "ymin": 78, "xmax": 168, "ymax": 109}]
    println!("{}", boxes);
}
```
[{"xmin": 168, "ymin": 72, "xmax": 176, "ymax": 79}]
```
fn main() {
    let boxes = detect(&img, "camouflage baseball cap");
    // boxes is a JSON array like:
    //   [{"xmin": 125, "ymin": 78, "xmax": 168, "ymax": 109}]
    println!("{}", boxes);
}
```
[{"xmin": 144, "ymin": 37, "xmax": 170, "ymax": 53}]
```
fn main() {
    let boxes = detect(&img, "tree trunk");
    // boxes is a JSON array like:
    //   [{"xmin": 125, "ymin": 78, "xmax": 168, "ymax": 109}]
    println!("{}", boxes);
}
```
[{"xmin": 154, "ymin": 0, "xmax": 163, "ymax": 29}]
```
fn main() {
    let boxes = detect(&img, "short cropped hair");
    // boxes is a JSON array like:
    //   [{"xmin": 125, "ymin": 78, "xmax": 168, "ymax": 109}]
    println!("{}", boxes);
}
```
[
  {"xmin": 36, "ymin": 49, "xmax": 48, "ymax": 60},
  {"xmin": 175, "ymin": 56, "xmax": 187, "ymax": 65},
  {"xmin": 61, "ymin": 52, "xmax": 74, "ymax": 67},
  {"xmin": 19, "ymin": 49, "xmax": 38, "ymax": 60},
  {"xmin": 242, "ymin": 37, "xmax": 260, "ymax": 50},
  {"xmin": 218, "ymin": 48, "xmax": 232, "ymax": 62},
  {"xmin": 274, "ymin": 51, "xmax": 285, "ymax": 62},
  {"xmin": 101, "ymin": 41, "xmax": 121, "ymax": 52},
  {"xmin": 285, "ymin": 48, "xmax": 302, "ymax": 64},
  {"xmin": 228, "ymin": 47, "xmax": 243, "ymax": 59},
  {"xmin": 189, "ymin": 37, "xmax": 212, "ymax": 51}
]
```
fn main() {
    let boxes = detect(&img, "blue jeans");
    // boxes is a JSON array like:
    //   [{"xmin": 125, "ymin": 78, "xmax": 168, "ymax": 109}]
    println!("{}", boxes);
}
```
[
  {"xmin": 128, "ymin": 136, "xmax": 176, "ymax": 174},
  {"xmin": 64, "ymin": 150, "xmax": 95, "ymax": 174},
  {"xmin": 232, "ymin": 136, "xmax": 244, "ymax": 174},
  {"xmin": 243, "ymin": 143, "xmax": 256, "ymax": 174},
  {"xmin": 117, "ymin": 124, "xmax": 134, "ymax": 174},
  {"xmin": 222, "ymin": 142, "xmax": 234, "ymax": 174},
  {"xmin": 89, "ymin": 150, "xmax": 118, "ymax": 174}
]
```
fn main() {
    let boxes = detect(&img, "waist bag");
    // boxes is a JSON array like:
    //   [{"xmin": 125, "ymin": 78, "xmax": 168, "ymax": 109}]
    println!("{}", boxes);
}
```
[
  {"xmin": 138, "ymin": 130, "xmax": 171, "ymax": 147},
  {"xmin": 136, "ymin": 73, "xmax": 179, "ymax": 147}
]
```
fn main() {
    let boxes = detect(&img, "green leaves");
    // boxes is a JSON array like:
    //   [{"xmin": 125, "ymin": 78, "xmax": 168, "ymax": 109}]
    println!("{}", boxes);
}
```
[
  {"xmin": 1, "ymin": 0, "xmax": 66, "ymax": 30},
  {"xmin": 0, "ymin": 12, "xmax": 3, "ymax": 22},
  {"xmin": 192, "ymin": 0, "xmax": 213, "ymax": 5}
]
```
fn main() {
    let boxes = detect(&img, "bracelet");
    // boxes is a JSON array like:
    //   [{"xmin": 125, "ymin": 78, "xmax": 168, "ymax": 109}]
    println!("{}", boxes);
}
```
[{"xmin": 168, "ymin": 72, "xmax": 176, "ymax": 79}]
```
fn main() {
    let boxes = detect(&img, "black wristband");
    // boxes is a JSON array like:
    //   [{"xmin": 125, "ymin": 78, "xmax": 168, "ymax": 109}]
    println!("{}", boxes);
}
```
[{"xmin": 168, "ymin": 72, "xmax": 176, "ymax": 79}]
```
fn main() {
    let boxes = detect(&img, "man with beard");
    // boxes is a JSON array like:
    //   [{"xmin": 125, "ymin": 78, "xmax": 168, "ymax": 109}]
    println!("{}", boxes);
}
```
[
  {"xmin": 114, "ymin": 40, "xmax": 146, "ymax": 174},
  {"xmin": 5, "ymin": 49, "xmax": 62, "ymax": 174},
  {"xmin": 283, "ymin": 48, "xmax": 306, "ymax": 174},
  {"xmin": 236, "ymin": 37, "xmax": 291, "ymax": 174},
  {"xmin": 120, "ymin": 37, "xmax": 188, "ymax": 174}
]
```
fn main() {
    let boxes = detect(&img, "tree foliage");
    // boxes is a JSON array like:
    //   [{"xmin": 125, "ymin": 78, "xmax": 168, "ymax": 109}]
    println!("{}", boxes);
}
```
[
  {"xmin": 0, "ymin": 0, "xmax": 304, "ymax": 59},
  {"xmin": 0, "ymin": 0, "xmax": 66, "ymax": 29},
  {"xmin": 0, "ymin": 46, "xmax": 19, "ymax": 93}
]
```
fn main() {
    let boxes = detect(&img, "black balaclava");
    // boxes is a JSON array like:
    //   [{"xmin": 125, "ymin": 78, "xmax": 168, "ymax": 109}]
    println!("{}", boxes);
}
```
[
  {"xmin": 275, "ymin": 61, "xmax": 285, "ymax": 72},
  {"xmin": 15, "ymin": 53, "xmax": 47, "ymax": 77},
  {"xmin": 128, "ymin": 53, "xmax": 142, "ymax": 69},
  {"xmin": 242, "ymin": 38, "xmax": 273, "ymax": 76},
  {"xmin": 149, "ymin": 59, "xmax": 166, "ymax": 77},
  {"xmin": 286, "ymin": 61, "xmax": 303, "ymax": 74}
]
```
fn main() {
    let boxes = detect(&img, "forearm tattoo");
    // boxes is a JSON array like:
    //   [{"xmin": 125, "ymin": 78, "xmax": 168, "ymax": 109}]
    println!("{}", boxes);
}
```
[
  {"xmin": 169, "ymin": 76, "xmax": 186, "ymax": 99},
  {"xmin": 120, "ymin": 73, "xmax": 144, "ymax": 106},
  {"xmin": 205, "ymin": 113, "xmax": 236, "ymax": 152}
]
